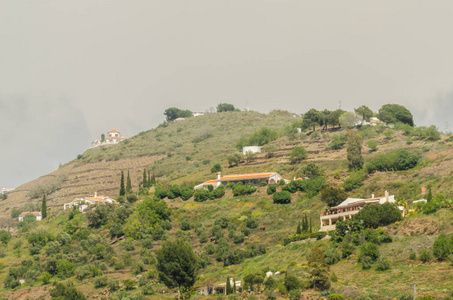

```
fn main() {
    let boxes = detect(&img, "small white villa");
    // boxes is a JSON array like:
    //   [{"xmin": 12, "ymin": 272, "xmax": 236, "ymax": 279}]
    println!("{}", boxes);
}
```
[
  {"xmin": 242, "ymin": 146, "xmax": 262, "ymax": 155},
  {"xmin": 18, "ymin": 212, "xmax": 42, "ymax": 222},
  {"xmin": 194, "ymin": 172, "xmax": 289, "ymax": 190},
  {"xmin": 196, "ymin": 279, "xmax": 243, "ymax": 295},
  {"xmin": 2, "ymin": 187, "xmax": 15, "ymax": 194},
  {"xmin": 319, "ymin": 191, "xmax": 399, "ymax": 231},
  {"xmin": 64, "ymin": 193, "xmax": 116, "ymax": 212},
  {"xmin": 92, "ymin": 129, "xmax": 128, "ymax": 148}
]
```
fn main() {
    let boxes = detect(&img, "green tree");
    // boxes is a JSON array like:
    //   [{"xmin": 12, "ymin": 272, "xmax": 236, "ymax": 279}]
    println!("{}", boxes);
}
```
[
  {"xmin": 119, "ymin": 171, "xmax": 125, "ymax": 196},
  {"xmin": 355, "ymin": 203, "xmax": 402, "ymax": 228},
  {"xmin": 50, "ymin": 282, "xmax": 86, "ymax": 299},
  {"xmin": 302, "ymin": 109, "xmax": 322, "ymax": 131},
  {"xmin": 0, "ymin": 230, "xmax": 11, "ymax": 244},
  {"xmin": 307, "ymin": 247, "xmax": 330, "ymax": 290},
  {"xmin": 211, "ymin": 163, "xmax": 222, "ymax": 173},
  {"xmin": 378, "ymin": 104, "xmax": 414, "ymax": 126},
  {"xmin": 126, "ymin": 170, "xmax": 132, "ymax": 194},
  {"xmin": 321, "ymin": 186, "xmax": 348, "ymax": 207},
  {"xmin": 227, "ymin": 153, "xmax": 242, "ymax": 167},
  {"xmin": 433, "ymin": 234, "xmax": 451, "ymax": 261},
  {"xmin": 367, "ymin": 140, "xmax": 378, "ymax": 152},
  {"xmin": 296, "ymin": 221, "xmax": 302, "ymax": 235},
  {"xmin": 290, "ymin": 146, "xmax": 308, "ymax": 164},
  {"xmin": 41, "ymin": 194, "xmax": 47, "ymax": 219},
  {"xmin": 426, "ymin": 187, "xmax": 433, "ymax": 202},
  {"xmin": 217, "ymin": 103, "xmax": 236, "ymax": 112},
  {"xmin": 164, "ymin": 107, "xmax": 193, "ymax": 122},
  {"xmin": 284, "ymin": 275, "xmax": 300, "ymax": 292},
  {"xmin": 143, "ymin": 169, "xmax": 148, "ymax": 188},
  {"xmin": 354, "ymin": 105, "xmax": 373, "ymax": 122},
  {"xmin": 346, "ymin": 129, "xmax": 363, "ymax": 170},
  {"xmin": 273, "ymin": 191, "xmax": 291, "ymax": 204},
  {"xmin": 226, "ymin": 277, "xmax": 233, "ymax": 295},
  {"xmin": 101, "ymin": 133, "xmax": 105, "ymax": 142},
  {"xmin": 339, "ymin": 112, "xmax": 360, "ymax": 129},
  {"xmin": 156, "ymin": 239, "xmax": 198, "ymax": 300}
]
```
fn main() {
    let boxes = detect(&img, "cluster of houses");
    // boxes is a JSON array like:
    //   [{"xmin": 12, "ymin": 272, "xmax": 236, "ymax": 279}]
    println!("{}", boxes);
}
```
[
  {"xmin": 194, "ymin": 172, "xmax": 290, "ymax": 190},
  {"xmin": 63, "ymin": 193, "xmax": 116, "ymax": 212}
]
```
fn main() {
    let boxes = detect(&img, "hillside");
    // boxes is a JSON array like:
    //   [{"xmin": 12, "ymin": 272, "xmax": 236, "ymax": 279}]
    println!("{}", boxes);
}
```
[{"xmin": 1, "ymin": 109, "xmax": 453, "ymax": 299}]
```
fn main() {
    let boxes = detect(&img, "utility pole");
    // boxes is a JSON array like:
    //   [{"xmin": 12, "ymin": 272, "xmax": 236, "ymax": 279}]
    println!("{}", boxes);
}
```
[{"xmin": 413, "ymin": 284, "xmax": 416, "ymax": 300}]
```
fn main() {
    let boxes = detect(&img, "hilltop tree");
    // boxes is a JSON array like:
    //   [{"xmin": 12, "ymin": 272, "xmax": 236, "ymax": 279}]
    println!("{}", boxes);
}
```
[
  {"xmin": 164, "ymin": 107, "xmax": 193, "ymax": 122},
  {"xmin": 119, "ymin": 171, "xmax": 125, "ymax": 196},
  {"xmin": 126, "ymin": 170, "xmax": 132, "ymax": 194},
  {"xmin": 354, "ymin": 105, "xmax": 373, "ymax": 123},
  {"xmin": 41, "ymin": 194, "xmax": 47, "ymax": 219},
  {"xmin": 346, "ymin": 129, "xmax": 363, "ymax": 170},
  {"xmin": 217, "ymin": 103, "xmax": 236, "ymax": 112},
  {"xmin": 340, "ymin": 112, "xmax": 360, "ymax": 129},
  {"xmin": 378, "ymin": 104, "xmax": 414, "ymax": 126},
  {"xmin": 157, "ymin": 239, "xmax": 198, "ymax": 300},
  {"xmin": 302, "ymin": 109, "xmax": 322, "ymax": 131}
]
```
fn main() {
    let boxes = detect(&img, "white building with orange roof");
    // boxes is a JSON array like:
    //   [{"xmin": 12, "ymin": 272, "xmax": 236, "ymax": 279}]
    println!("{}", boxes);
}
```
[
  {"xmin": 91, "ymin": 129, "xmax": 128, "ymax": 148},
  {"xmin": 194, "ymin": 172, "xmax": 289, "ymax": 190},
  {"xmin": 18, "ymin": 212, "xmax": 42, "ymax": 222},
  {"xmin": 64, "ymin": 193, "xmax": 117, "ymax": 212}
]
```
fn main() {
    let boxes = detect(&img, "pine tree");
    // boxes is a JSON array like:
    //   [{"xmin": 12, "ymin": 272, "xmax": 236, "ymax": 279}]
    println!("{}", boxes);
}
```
[
  {"xmin": 41, "ymin": 194, "xmax": 47, "ymax": 219},
  {"xmin": 119, "ymin": 171, "xmax": 125, "ymax": 196},
  {"xmin": 143, "ymin": 169, "xmax": 147, "ymax": 188},
  {"xmin": 296, "ymin": 221, "xmax": 302, "ymax": 235},
  {"xmin": 126, "ymin": 171, "xmax": 132, "ymax": 194}
]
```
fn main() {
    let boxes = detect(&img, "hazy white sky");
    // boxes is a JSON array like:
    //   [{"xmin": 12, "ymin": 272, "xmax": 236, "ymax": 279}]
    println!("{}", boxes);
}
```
[{"xmin": 1, "ymin": 0, "xmax": 453, "ymax": 187}]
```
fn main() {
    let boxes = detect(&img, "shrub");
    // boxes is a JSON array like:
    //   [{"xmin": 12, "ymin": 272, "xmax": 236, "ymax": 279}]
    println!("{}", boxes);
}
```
[
  {"xmin": 41, "ymin": 271, "xmax": 52, "ymax": 284},
  {"xmin": 180, "ymin": 218, "xmax": 191, "ymax": 231},
  {"xmin": 328, "ymin": 133, "xmax": 347, "ymax": 150},
  {"xmin": 324, "ymin": 248, "xmax": 340, "ymax": 265},
  {"xmin": 284, "ymin": 275, "xmax": 300, "ymax": 292},
  {"xmin": 246, "ymin": 217, "xmax": 258, "ymax": 229},
  {"xmin": 290, "ymin": 147, "xmax": 308, "ymax": 164},
  {"xmin": 433, "ymin": 234, "xmax": 451, "ymax": 261},
  {"xmin": 154, "ymin": 188, "xmax": 167, "ymax": 199},
  {"xmin": 267, "ymin": 184, "xmax": 277, "ymax": 195},
  {"xmin": 11, "ymin": 208, "xmax": 22, "ymax": 219},
  {"xmin": 94, "ymin": 275, "xmax": 108, "ymax": 287},
  {"xmin": 289, "ymin": 289, "xmax": 301, "ymax": 300},
  {"xmin": 328, "ymin": 295, "xmax": 345, "ymax": 300},
  {"xmin": 273, "ymin": 191, "xmax": 291, "ymax": 204},
  {"xmin": 355, "ymin": 203, "xmax": 402, "ymax": 228},
  {"xmin": 358, "ymin": 242, "xmax": 379, "ymax": 263},
  {"xmin": 211, "ymin": 163, "xmax": 222, "ymax": 173},
  {"xmin": 232, "ymin": 183, "xmax": 257, "ymax": 196},
  {"xmin": 375, "ymin": 257, "xmax": 390, "ymax": 271},
  {"xmin": 343, "ymin": 172, "xmax": 364, "ymax": 191},
  {"xmin": 75, "ymin": 266, "xmax": 91, "ymax": 280},
  {"xmin": 212, "ymin": 186, "xmax": 225, "ymax": 199},
  {"xmin": 180, "ymin": 187, "xmax": 194, "ymax": 201},
  {"xmin": 367, "ymin": 140, "xmax": 378, "ymax": 152},
  {"xmin": 233, "ymin": 232, "xmax": 245, "ymax": 244},
  {"xmin": 419, "ymin": 250, "xmax": 432, "ymax": 263},
  {"xmin": 194, "ymin": 189, "xmax": 210, "ymax": 202},
  {"xmin": 57, "ymin": 260, "xmax": 75, "ymax": 278},
  {"xmin": 241, "ymin": 227, "xmax": 251, "ymax": 236},
  {"xmin": 365, "ymin": 149, "xmax": 420, "ymax": 173},
  {"xmin": 108, "ymin": 278, "xmax": 120, "ymax": 291}
]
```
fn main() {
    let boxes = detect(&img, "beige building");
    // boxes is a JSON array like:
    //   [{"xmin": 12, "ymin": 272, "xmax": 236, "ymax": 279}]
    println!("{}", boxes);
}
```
[
  {"xmin": 92, "ymin": 129, "xmax": 128, "ymax": 148},
  {"xmin": 319, "ymin": 191, "xmax": 396, "ymax": 231}
]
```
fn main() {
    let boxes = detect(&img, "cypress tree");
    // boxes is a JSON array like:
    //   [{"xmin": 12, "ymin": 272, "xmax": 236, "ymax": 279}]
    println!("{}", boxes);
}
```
[
  {"xmin": 233, "ymin": 278, "xmax": 236, "ymax": 294},
  {"xmin": 309, "ymin": 216, "xmax": 312, "ymax": 233},
  {"xmin": 151, "ymin": 173, "xmax": 156, "ymax": 185},
  {"xmin": 347, "ymin": 129, "xmax": 363, "ymax": 170},
  {"xmin": 148, "ymin": 171, "xmax": 152, "ymax": 187},
  {"xmin": 126, "ymin": 171, "xmax": 132, "ymax": 194},
  {"xmin": 226, "ymin": 277, "xmax": 232, "ymax": 295},
  {"xmin": 296, "ymin": 221, "xmax": 302, "ymax": 235},
  {"xmin": 41, "ymin": 194, "xmax": 47, "ymax": 219},
  {"xmin": 427, "ymin": 187, "xmax": 433, "ymax": 202},
  {"xmin": 143, "ymin": 169, "xmax": 147, "ymax": 188},
  {"xmin": 119, "ymin": 171, "xmax": 125, "ymax": 196}
]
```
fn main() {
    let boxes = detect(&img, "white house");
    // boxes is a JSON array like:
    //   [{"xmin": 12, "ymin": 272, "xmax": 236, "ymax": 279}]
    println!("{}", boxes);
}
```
[
  {"xmin": 1, "ymin": 187, "xmax": 15, "ymax": 194},
  {"xmin": 64, "ymin": 193, "xmax": 116, "ymax": 212},
  {"xmin": 196, "ymin": 279, "xmax": 242, "ymax": 295},
  {"xmin": 18, "ymin": 212, "xmax": 42, "ymax": 222},
  {"xmin": 194, "ymin": 172, "xmax": 289, "ymax": 190},
  {"xmin": 319, "ymin": 191, "xmax": 397, "ymax": 231},
  {"xmin": 92, "ymin": 129, "xmax": 128, "ymax": 148},
  {"xmin": 242, "ymin": 146, "xmax": 262, "ymax": 155}
]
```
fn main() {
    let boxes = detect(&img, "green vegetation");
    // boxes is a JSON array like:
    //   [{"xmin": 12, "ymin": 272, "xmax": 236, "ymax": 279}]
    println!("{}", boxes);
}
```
[{"xmin": 365, "ymin": 149, "xmax": 420, "ymax": 173}]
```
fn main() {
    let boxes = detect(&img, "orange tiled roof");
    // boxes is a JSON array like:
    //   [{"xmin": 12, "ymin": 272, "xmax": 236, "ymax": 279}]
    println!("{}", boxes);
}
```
[
  {"xmin": 204, "ymin": 180, "xmax": 218, "ymax": 184},
  {"xmin": 220, "ymin": 172, "xmax": 275, "ymax": 180},
  {"xmin": 85, "ymin": 197, "xmax": 110, "ymax": 202},
  {"xmin": 20, "ymin": 212, "xmax": 41, "ymax": 217},
  {"xmin": 108, "ymin": 128, "xmax": 120, "ymax": 133}
]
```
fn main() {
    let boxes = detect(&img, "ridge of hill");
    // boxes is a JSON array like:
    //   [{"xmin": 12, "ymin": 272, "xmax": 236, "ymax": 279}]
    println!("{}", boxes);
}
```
[{"xmin": 2, "ymin": 109, "xmax": 453, "ymax": 299}]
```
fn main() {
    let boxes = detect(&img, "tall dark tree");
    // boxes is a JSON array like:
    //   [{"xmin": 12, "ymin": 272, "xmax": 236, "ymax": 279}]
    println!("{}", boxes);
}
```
[
  {"xmin": 307, "ymin": 248, "xmax": 330, "ymax": 290},
  {"xmin": 346, "ymin": 129, "xmax": 363, "ymax": 170},
  {"xmin": 226, "ymin": 277, "xmax": 233, "ymax": 295},
  {"xmin": 119, "ymin": 171, "xmax": 125, "ymax": 196},
  {"xmin": 302, "ymin": 109, "xmax": 322, "ymax": 131},
  {"xmin": 143, "ymin": 169, "xmax": 147, "ymax": 188},
  {"xmin": 41, "ymin": 194, "xmax": 47, "ymax": 219},
  {"xmin": 164, "ymin": 107, "xmax": 193, "ymax": 122},
  {"xmin": 126, "ymin": 171, "xmax": 132, "ymax": 194},
  {"xmin": 150, "ymin": 173, "xmax": 156, "ymax": 185},
  {"xmin": 296, "ymin": 221, "xmax": 302, "ymax": 235},
  {"xmin": 427, "ymin": 187, "xmax": 433, "ymax": 202},
  {"xmin": 157, "ymin": 239, "xmax": 198, "ymax": 300}
]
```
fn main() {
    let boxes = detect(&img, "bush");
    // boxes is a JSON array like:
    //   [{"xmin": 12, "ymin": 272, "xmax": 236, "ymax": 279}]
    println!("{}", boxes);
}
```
[
  {"xmin": 212, "ymin": 185, "xmax": 225, "ymax": 199},
  {"xmin": 328, "ymin": 295, "xmax": 345, "ymax": 300},
  {"xmin": 289, "ymin": 289, "xmax": 301, "ymax": 300},
  {"xmin": 246, "ymin": 217, "xmax": 258, "ymax": 229},
  {"xmin": 41, "ymin": 271, "xmax": 52, "ymax": 284},
  {"xmin": 241, "ymin": 227, "xmax": 251, "ymax": 236},
  {"xmin": 57, "ymin": 260, "xmax": 75, "ymax": 278},
  {"xmin": 233, "ymin": 232, "xmax": 245, "ymax": 244},
  {"xmin": 11, "ymin": 208, "xmax": 22, "ymax": 219},
  {"xmin": 358, "ymin": 242, "xmax": 379, "ymax": 264},
  {"xmin": 367, "ymin": 140, "xmax": 378, "ymax": 152},
  {"xmin": 284, "ymin": 275, "xmax": 300, "ymax": 292},
  {"xmin": 324, "ymin": 248, "xmax": 340, "ymax": 265},
  {"xmin": 375, "ymin": 257, "xmax": 390, "ymax": 271},
  {"xmin": 194, "ymin": 189, "xmax": 210, "ymax": 202},
  {"xmin": 232, "ymin": 183, "xmax": 257, "ymax": 196},
  {"xmin": 180, "ymin": 187, "xmax": 194, "ymax": 201},
  {"xmin": 328, "ymin": 133, "xmax": 347, "ymax": 150},
  {"xmin": 273, "ymin": 191, "xmax": 291, "ymax": 204},
  {"xmin": 419, "ymin": 250, "xmax": 432, "ymax": 263},
  {"xmin": 94, "ymin": 275, "xmax": 109, "ymax": 287},
  {"xmin": 267, "ymin": 184, "xmax": 277, "ymax": 195},
  {"xmin": 290, "ymin": 146, "xmax": 308, "ymax": 164},
  {"xmin": 211, "ymin": 163, "xmax": 222, "ymax": 173},
  {"xmin": 343, "ymin": 172, "xmax": 364, "ymax": 191},
  {"xmin": 365, "ymin": 149, "xmax": 420, "ymax": 173}
]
